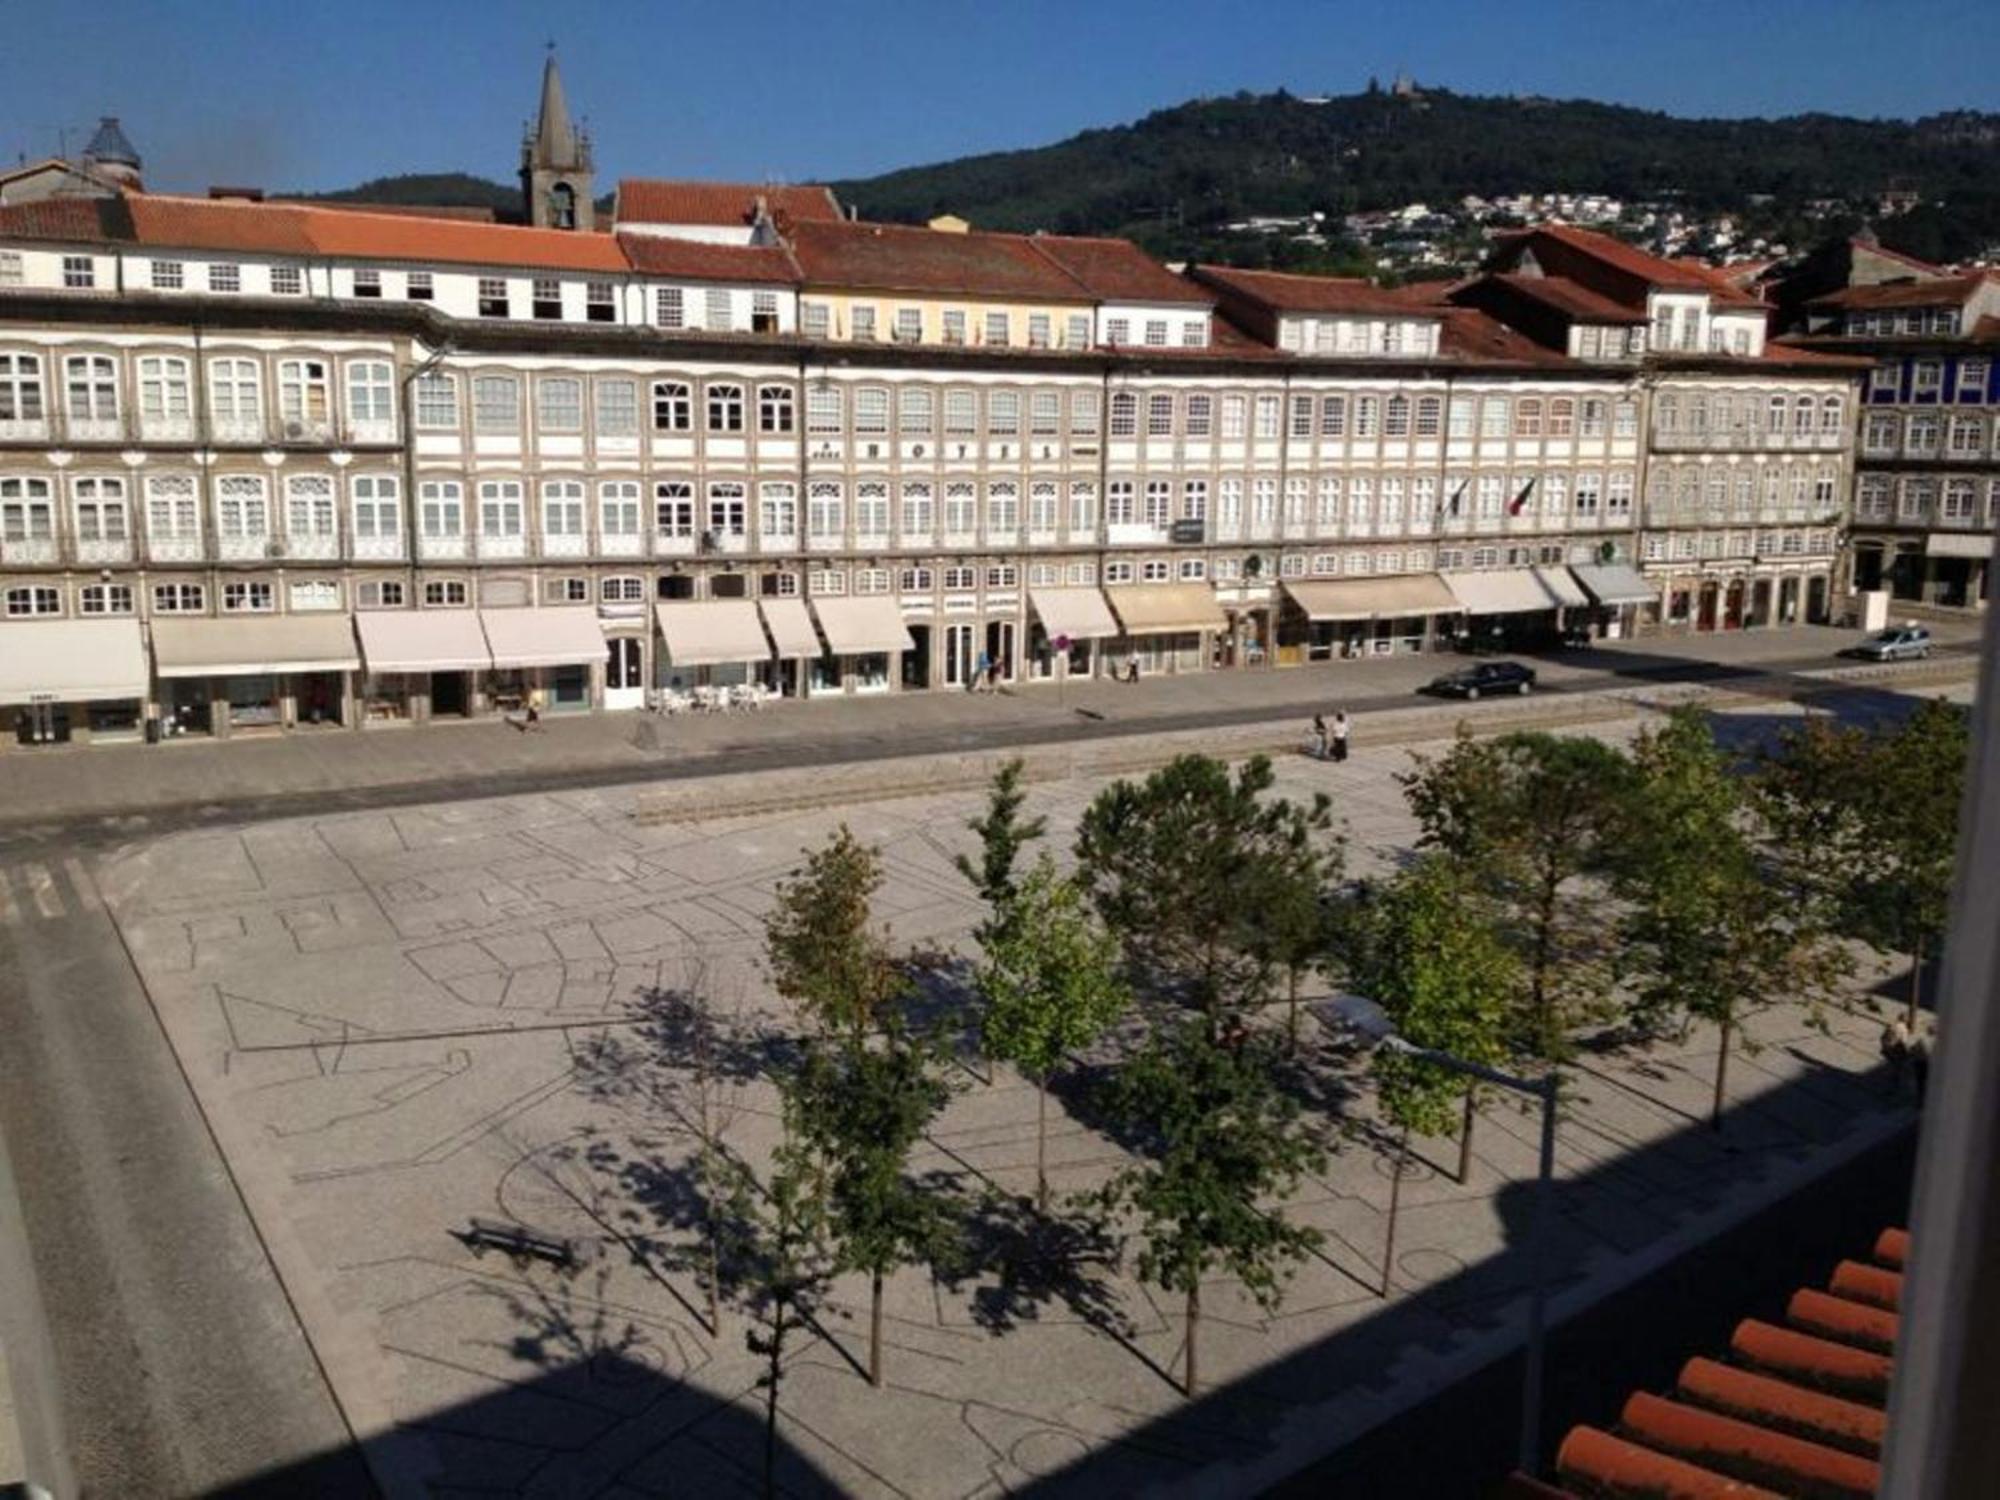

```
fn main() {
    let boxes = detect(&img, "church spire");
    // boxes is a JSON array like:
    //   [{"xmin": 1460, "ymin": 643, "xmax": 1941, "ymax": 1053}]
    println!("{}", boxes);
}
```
[{"xmin": 520, "ymin": 45, "xmax": 593, "ymax": 230}]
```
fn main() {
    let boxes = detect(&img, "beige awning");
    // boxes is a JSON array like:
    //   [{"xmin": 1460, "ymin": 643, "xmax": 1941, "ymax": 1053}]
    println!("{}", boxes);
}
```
[
  {"xmin": 810, "ymin": 596, "xmax": 915, "ymax": 655},
  {"xmin": 1533, "ymin": 566, "xmax": 1590, "ymax": 609},
  {"xmin": 1282, "ymin": 575, "xmax": 1461, "ymax": 622},
  {"xmin": 479, "ymin": 607, "xmax": 606, "ymax": 668},
  {"xmin": 355, "ymin": 609, "xmax": 492, "ymax": 673},
  {"xmin": 1440, "ymin": 569, "xmax": 1563, "ymax": 616},
  {"xmin": 756, "ymin": 597, "xmax": 821, "ymax": 658},
  {"xmin": 1029, "ymin": 586, "xmax": 1119, "ymax": 640},
  {"xmin": 0, "ymin": 619, "xmax": 148, "ymax": 705},
  {"xmin": 656, "ymin": 599, "xmax": 771, "ymax": 666},
  {"xmin": 1926, "ymin": 532, "xmax": 1993, "ymax": 560},
  {"xmin": 1570, "ymin": 563, "xmax": 1657, "ymax": 607},
  {"xmin": 1104, "ymin": 583, "xmax": 1228, "ymax": 635},
  {"xmin": 151, "ymin": 614, "xmax": 360, "ymax": 678}
]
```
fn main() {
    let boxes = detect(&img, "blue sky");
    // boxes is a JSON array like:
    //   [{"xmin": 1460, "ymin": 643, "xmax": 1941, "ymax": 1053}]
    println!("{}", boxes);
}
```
[{"xmin": 4, "ymin": 0, "xmax": 1995, "ymax": 194}]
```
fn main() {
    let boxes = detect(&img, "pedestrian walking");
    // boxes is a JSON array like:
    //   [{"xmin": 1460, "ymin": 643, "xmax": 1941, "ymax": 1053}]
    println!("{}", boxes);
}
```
[
  {"xmin": 1331, "ymin": 710, "xmax": 1350, "ymax": 763},
  {"xmin": 1310, "ymin": 713, "xmax": 1328, "ymax": 760},
  {"xmin": 1880, "ymin": 1017, "xmax": 1913, "ymax": 1095},
  {"xmin": 1124, "ymin": 653, "xmax": 1141, "ymax": 684},
  {"xmin": 973, "ymin": 649, "xmax": 991, "ymax": 693}
]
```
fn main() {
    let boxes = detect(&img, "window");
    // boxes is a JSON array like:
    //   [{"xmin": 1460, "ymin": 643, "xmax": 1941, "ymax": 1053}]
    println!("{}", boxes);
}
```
[
  {"xmin": 984, "ymin": 312, "xmax": 1010, "ymax": 346},
  {"xmin": 1103, "ymin": 560, "xmax": 1134, "ymax": 584},
  {"xmin": 144, "ymin": 473, "xmax": 199, "ymax": 544},
  {"xmin": 352, "ymin": 268, "xmax": 382, "ymax": 299},
  {"xmin": 1183, "ymin": 393, "xmax": 1213, "ymax": 439},
  {"xmin": 284, "ymin": 474, "xmax": 335, "ymax": 539},
  {"xmin": 942, "ymin": 310, "xmax": 967, "ymax": 345},
  {"xmin": 898, "ymin": 387, "xmax": 933, "ymax": 435},
  {"xmin": 987, "ymin": 564, "xmax": 1019, "ymax": 590},
  {"xmin": 988, "ymin": 390, "xmax": 1020, "ymax": 435},
  {"xmin": 271, "ymin": 265, "xmax": 302, "ymax": 296},
  {"xmin": 151, "ymin": 260, "xmax": 184, "ymax": 291},
  {"xmin": 595, "ymin": 379, "xmax": 638, "ymax": 438},
  {"xmin": 702, "ymin": 288, "xmax": 733, "ymax": 332},
  {"xmin": 64, "ymin": 354, "xmax": 119, "ymax": 425},
  {"xmin": 5, "ymin": 585, "xmax": 60, "ymax": 617},
  {"xmin": 760, "ymin": 571, "xmax": 800, "ymax": 599},
  {"xmin": 851, "ymin": 305, "xmax": 876, "ymax": 342},
  {"xmin": 1254, "ymin": 395, "xmax": 1280, "ymax": 439},
  {"xmin": 1181, "ymin": 479, "xmax": 1208, "ymax": 522},
  {"xmin": 1110, "ymin": 393, "xmax": 1138, "ymax": 438},
  {"xmin": 290, "ymin": 580, "xmax": 341, "ymax": 611},
  {"xmin": 652, "ymin": 380, "xmax": 692, "ymax": 433},
  {"xmin": 413, "ymin": 372, "xmax": 457, "ymax": 430},
  {"xmin": 71, "ymin": 476, "xmax": 127, "ymax": 542},
  {"xmin": 1182, "ymin": 320, "xmax": 1206, "ymax": 348},
  {"xmin": 62, "ymin": 256, "xmax": 95, "ymax": 289},
  {"xmin": 1030, "ymin": 481, "xmax": 1059, "ymax": 532},
  {"xmin": 1030, "ymin": 390, "xmax": 1061, "ymax": 437},
  {"xmin": 1614, "ymin": 400, "xmax": 1639, "ymax": 439},
  {"xmin": 222, "ymin": 580, "xmax": 273, "ymax": 612},
  {"xmin": 1959, "ymin": 360, "xmax": 1989, "ymax": 399},
  {"xmin": 541, "ymin": 481, "xmax": 585, "ymax": 538},
  {"xmin": 1949, "ymin": 416, "xmax": 1984, "ymax": 455},
  {"xmin": 406, "ymin": 271, "xmax": 433, "ymax": 302},
  {"xmin": 655, "ymin": 481, "xmax": 696, "ymax": 537},
  {"xmin": 855, "ymin": 387, "xmax": 890, "ymax": 436},
  {"xmin": 945, "ymin": 389, "xmax": 977, "ymax": 436},
  {"xmin": 655, "ymin": 287, "xmax": 686, "ymax": 329},
  {"xmin": 1069, "ymin": 481, "xmax": 1097, "ymax": 534},
  {"xmin": 0, "ymin": 476, "xmax": 53, "ymax": 543},
  {"xmin": 586, "ymin": 282, "xmax": 616, "ymax": 323},
  {"xmin": 537, "ymin": 376, "xmax": 583, "ymax": 432},
  {"xmin": 855, "ymin": 482, "xmax": 890, "ymax": 538},
  {"xmin": 1384, "ymin": 394, "xmax": 1412, "ymax": 439},
  {"xmin": 0, "ymin": 353, "xmax": 45, "ymax": 425},
  {"xmin": 477, "ymin": 278, "xmax": 510, "ymax": 318},
  {"xmin": 423, "ymin": 580, "xmax": 468, "ymax": 607},
  {"xmin": 893, "ymin": 307, "xmax": 922, "ymax": 343},
  {"xmin": 944, "ymin": 482, "xmax": 976, "ymax": 535},
  {"xmin": 152, "ymin": 582, "xmax": 204, "ymax": 613},
  {"xmin": 272, "ymin": 359, "xmax": 331, "ymax": 434},
  {"xmin": 544, "ymin": 578, "xmax": 589, "ymax": 604},
  {"xmin": 1548, "ymin": 399, "xmax": 1575, "ymax": 438},
  {"xmin": 1573, "ymin": 471, "xmax": 1601, "ymax": 517},
  {"xmin": 1028, "ymin": 313, "xmax": 1052, "ymax": 349},
  {"xmin": 943, "ymin": 566, "xmax": 977, "ymax": 592},
  {"xmin": 1066, "ymin": 314, "xmax": 1091, "ymax": 349},
  {"xmin": 1353, "ymin": 396, "xmax": 1379, "ymax": 439},
  {"xmin": 899, "ymin": 566, "xmax": 934, "ymax": 594},
  {"xmin": 1480, "ymin": 397, "xmax": 1511, "ymax": 439},
  {"xmin": 207, "ymin": 263, "xmax": 241, "ymax": 293},
  {"xmin": 806, "ymin": 384, "xmax": 844, "ymax": 437},
  {"xmin": 216, "ymin": 474, "xmax": 270, "ymax": 538},
  {"xmin": 477, "ymin": 480, "xmax": 524, "ymax": 538},
  {"xmin": 1144, "ymin": 320, "xmax": 1167, "ymax": 348},
  {"xmin": 137, "ymin": 355, "xmax": 191, "ymax": 426},
  {"xmin": 758, "ymin": 482, "xmax": 798, "ymax": 539},
  {"xmin": 987, "ymin": 482, "xmax": 1020, "ymax": 535},
  {"xmin": 471, "ymin": 375, "xmax": 518, "ymax": 434},
  {"xmin": 1912, "ymin": 362, "xmax": 1942, "ymax": 397},
  {"xmin": 532, "ymin": 278, "xmax": 563, "ymax": 320},
  {"xmin": 346, "ymin": 361, "xmax": 394, "ymax": 431},
  {"xmin": 899, "ymin": 483, "xmax": 933, "ymax": 538},
  {"xmin": 755, "ymin": 383, "xmax": 794, "ymax": 435},
  {"xmin": 1147, "ymin": 393, "xmax": 1174, "ymax": 438},
  {"xmin": 1107, "ymin": 480, "xmax": 1135, "ymax": 526},
  {"xmin": 1105, "ymin": 318, "xmax": 1130, "ymax": 346},
  {"xmin": 1143, "ymin": 480, "xmax": 1171, "ymax": 528},
  {"xmin": 79, "ymin": 583, "xmax": 133, "ymax": 615},
  {"xmin": 1071, "ymin": 390, "xmax": 1100, "ymax": 437},
  {"xmin": 352, "ymin": 475, "xmax": 400, "ymax": 540},
  {"xmin": 707, "ymin": 383, "xmax": 744, "ymax": 432},
  {"xmin": 707, "ymin": 482, "xmax": 746, "ymax": 535},
  {"xmin": 808, "ymin": 481, "xmax": 844, "ymax": 540},
  {"xmin": 1067, "ymin": 561, "xmax": 1097, "ymax": 586},
  {"xmin": 1448, "ymin": 396, "xmax": 1475, "ymax": 439},
  {"xmin": 0, "ymin": 251, "xmax": 20, "ymax": 287}
]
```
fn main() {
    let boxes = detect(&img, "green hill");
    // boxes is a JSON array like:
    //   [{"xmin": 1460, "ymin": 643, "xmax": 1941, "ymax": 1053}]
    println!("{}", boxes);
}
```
[{"xmin": 296, "ymin": 173, "xmax": 523, "ymax": 214}]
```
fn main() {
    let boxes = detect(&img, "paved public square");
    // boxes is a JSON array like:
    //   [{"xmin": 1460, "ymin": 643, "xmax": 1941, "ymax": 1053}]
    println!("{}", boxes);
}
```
[{"xmin": 31, "ymin": 681, "xmax": 1934, "ymax": 1498}]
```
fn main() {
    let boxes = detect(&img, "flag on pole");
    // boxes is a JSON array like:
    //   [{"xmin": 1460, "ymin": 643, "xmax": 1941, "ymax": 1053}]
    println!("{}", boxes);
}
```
[
  {"xmin": 1441, "ymin": 478, "xmax": 1469, "ymax": 518},
  {"xmin": 1508, "ymin": 476, "xmax": 1537, "ymax": 516}
]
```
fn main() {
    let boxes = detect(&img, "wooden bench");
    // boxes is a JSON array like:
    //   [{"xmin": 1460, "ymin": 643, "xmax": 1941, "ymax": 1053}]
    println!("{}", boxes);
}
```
[{"xmin": 455, "ymin": 1217, "xmax": 578, "ymax": 1269}]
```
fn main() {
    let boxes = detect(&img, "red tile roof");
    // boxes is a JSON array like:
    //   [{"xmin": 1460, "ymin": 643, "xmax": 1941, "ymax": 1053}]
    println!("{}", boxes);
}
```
[
  {"xmin": 787, "ymin": 218, "xmax": 1091, "ymax": 302},
  {"xmin": 126, "ymin": 195, "xmax": 318, "ymax": 256},
  {"xmin": 298, "ymin": 203, "xmax": 628, "ymax": 272},
  {"xmin": 276, "ymin": 199, "xmax": 499, "ymax": 223},
  {"xmin": 1436, "ymin": 306, "xmax": 1570, "ymax": 366},
  {"xmin": 1808, "ymin": 271, "xmax": 1999, "ymax": 311},
  {"xmin": 0, "ymin": 197, "xmax": 124, "ymax": 244},
  {"xmin": 1495, "ymin": 224, "xmax": 1765, "ymax": 309},
  {"xmin": 1024, "ymin": 235, "xmax": 1212, "ymax": 306},
  {"xmin": 1486, "ymin": 272, "xmax": 1651, "ymax": 324},
  {"xmin": 615, "ymin": 233, "xmax": 798, "ymax": 284},
  {"xmin": 1508, "ymin": 1229, "xmax": 1908, "ymax": 1500},
  {"xmin": 615, "ymin": 178, "xmax": 843, "ymax": 228},
  {"xmin": 1191, "ymin": 263, "xmax": 1435, "ymax": 317}
]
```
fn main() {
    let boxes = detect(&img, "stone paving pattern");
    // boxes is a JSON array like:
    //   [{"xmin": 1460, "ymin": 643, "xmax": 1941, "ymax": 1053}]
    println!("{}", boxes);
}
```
[{"xmin": 76, "ymin": 686, "xmax": 1934, "ymax": 1500}]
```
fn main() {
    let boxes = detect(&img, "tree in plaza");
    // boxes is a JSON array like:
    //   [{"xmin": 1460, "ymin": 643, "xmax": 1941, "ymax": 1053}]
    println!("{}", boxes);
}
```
[
  {"xmin": 1616, "ymin": 709, "xmax": 1844, "ymax": 1129},
  {"xmin": 977, "ymin": 856, "xmax": 1131, "ymax": 1213},
  {"xmin": 785, "ymin": 1032, "xmax": 957, "ymax": 1387},
  {"xmin": 1250, "ymin": 807, "xmax": 1348, "ymax": 1052},
  {"xmin": 1347, "ymin": 856, "xmax": 1518, "ymax": 1195},
  {"xmin": 1092, "ymin": 1019, "xmax": 1327, "ymax": 1396},
  {"xmin": 1752, "ymin": 714, "xmax": 1874, "ymax": 940},
  {"xmin": 1397, "ymin": 729, "xmax": 1633, "ymax": 1062},
  {"xmin": 1074, "ymin": 753, "xmax": 1340, "ymax": 1033},
  {"xmin": 765, "ymin": 825, "xmax": 908, "ymax": 1045},
  {"xmin": 955, "ymin": 757, "xmax": 1048, "ymax": 945},
  {"xmin": 1847, "ymin": 698, "xmax": 1971, "ymax": 1027}
]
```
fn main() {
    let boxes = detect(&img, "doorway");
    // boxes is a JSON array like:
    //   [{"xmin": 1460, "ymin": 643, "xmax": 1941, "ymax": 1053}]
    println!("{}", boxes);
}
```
[
  {"xmin": 605, "ymin": 637, "xmax": 645, "ymax": 711},
  {"xmin": 16, "ymin": 701, "xmax": 69, "ymax": 746},
  {"xmin": 984, "ymin": 621, "xmax": 1015, "ymax": 684},
  {"xmin": 943, "ymin": 623, "xmax": 976, "ymax": 689},
  {"xmin": 431, "ymin": 671, "xmax": 469, "ymax": 717},
  {"xmin": 903, "ymin": 624, "xmax": 932, "ymax": 690}
]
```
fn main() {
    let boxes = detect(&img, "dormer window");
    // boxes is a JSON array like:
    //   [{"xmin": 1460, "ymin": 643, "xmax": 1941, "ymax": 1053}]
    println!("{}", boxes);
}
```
[
  {"xmin": 586, "ymin": 281, "xmax": 616, "ymax": 323},
  {"xmin": 894, "ymin": 307, "xmax": 922, "ymax": 343},
  {"xmin": 151, "ymin": 260, "xmax": 184, "ymax": 291},
  {"xmin": 406, "ymin": 271, "xmax": 434, "ymax": 302},
  {"xmin": 851, "ymin": 305, "xmax": 876, "ymax": 342},
  {"xmin": 62, "ymin": 256, "xmax": 94, "ymax": 289},
  {"xmin": 656, "ymin": 287, "xmax": 685, "ymax": 329},
  {"xmin": 532, "ymin": 278, "xmax": 562, "ymax": 320},
  {"xmin": 271, "ymin": 265, "xmax": 302, "ymax": 296},
  {"xmin": 1144, "ymin": 320, "xmax": 1167, "ymax": 347},
  {"xmin": 477, "ymin": 277, "xmax": 510, "ymax": 318},
  {"xmin": 752, "ymin": 292, "xmax": 779, "ymax": 335},
  {"xmin": 209, "ymin": 263, "xmax": 241, "ymax": 293},
  {"xmin": 353, "ymin": 268, "xmax": 382, "ymax": 299}
]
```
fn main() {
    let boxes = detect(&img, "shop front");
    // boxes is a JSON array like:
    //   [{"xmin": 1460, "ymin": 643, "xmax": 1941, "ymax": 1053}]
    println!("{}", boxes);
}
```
[
  {"xmin": 655, "ymin": 598, "xmax": 773, "ymax": 694},
  {"xmin": 1102, "ymin": 584, "xmax": 1228, "ymax": 677},
  {"xmin": 353, "ymin": 610, "xmax": 493, "ymax": 724},
  {"xmin": 807, "ymin": 596, "xmax": 913, "ymax": 694},
  {"xmin": 1438, "ymin": 569, "xmax": 1576, "ymax": 652},
  {"xmin": 1026, "ymin": 586, "xmax": 1118, "ymax": 682},
  {"xmin": 755, "ymin": 597, "xmax": 821, "ymax": 698},
  {"xmin": 0, "ymin": 618, "xmax": 149, "ymax": 747},
  {"xmin": 1277, "ymin": 574, "xmax": 1463, "ymax": 662},
  {"xmin": 1568, "ymin": 563, "xmax": 1657, "ymax": 640},
  {"xmin": 1924, "ymin": 533, "xmax": 1992, "ymax": 610},
  {"xmin": 478, "ymin": 607, "xmax": 605, "ymax": 714},
  {"xmin": 148, "ymin": 615, "xmax": 360, "ymax": 738}
]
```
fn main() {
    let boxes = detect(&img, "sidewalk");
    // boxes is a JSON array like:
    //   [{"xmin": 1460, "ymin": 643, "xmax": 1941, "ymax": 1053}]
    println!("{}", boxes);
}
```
[{"xmin": 0, "ymin": 622, "xmax": 1977, "ymax": 843}]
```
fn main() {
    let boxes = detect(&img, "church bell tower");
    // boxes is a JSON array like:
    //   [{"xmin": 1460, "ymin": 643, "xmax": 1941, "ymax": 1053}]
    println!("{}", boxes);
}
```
[{"xmin": 520, "ymin": 47, "xmax": 593, "ymax": 231}]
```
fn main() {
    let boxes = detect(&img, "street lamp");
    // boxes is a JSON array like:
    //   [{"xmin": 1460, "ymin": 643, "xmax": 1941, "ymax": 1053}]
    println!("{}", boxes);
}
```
[{"xmin": 1331, "ymin": 995, "xmax": 1561, "ymax": 1478}]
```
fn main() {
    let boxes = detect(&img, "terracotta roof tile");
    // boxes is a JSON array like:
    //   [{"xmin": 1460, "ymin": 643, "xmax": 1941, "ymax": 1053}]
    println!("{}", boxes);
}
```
[
  {"xmin": 1485, "ymin": 272, "xmax": 1651, "ymax": 324},
  {"xmin": 126, "ymin": 195, "xmax": 318, "ymax": 255},
  {"xmin": 615, "ymin": 178, "xmax": 842, "ymax": 227},
  {"xmin": 1435, "ymin": 306, "xmax": 1571, "ymax": 366},
  {"xmin": 788, "ymin": 219, "xmax": 1090, "ymax": 302},
  {"xmin": 0, "ymin": 197, "xmax": 125, "ymax": 244},
  {"xmin": 615, "ymin": 234, "xmax": 798, "ymax": 285},
  {"xmin": 1025, "ymin": 235, "xmax": 1212, "ymax": 306},
  {"xmin": 297, "ymin": 203, "xmax": 629, "ymax": 272},
  {"xmin": 1191, "ymin": 263, "xmax": 1431, "ymax": 317},
  {"xmin": 1809, "ymin": 271, "xmax": 1998, "ymax": 311}
]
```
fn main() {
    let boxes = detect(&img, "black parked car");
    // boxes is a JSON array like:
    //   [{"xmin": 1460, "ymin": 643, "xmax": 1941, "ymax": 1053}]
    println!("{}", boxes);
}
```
[{"xmin": 1424, "ymin": 660, "xmax": 1537, "ymax": 699}]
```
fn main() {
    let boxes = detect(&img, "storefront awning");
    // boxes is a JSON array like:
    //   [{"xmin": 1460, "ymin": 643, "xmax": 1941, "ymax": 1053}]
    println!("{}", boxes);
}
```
[
  {"xmin": 810, "ymin": 596, "xmax": 915, "ymax": 655},
  {"xmin": 1926, "ymin": 532, "xmax": 1993, "ymax": 560},
  {"xmin": 1029, "ymin": 586, "xmax": 1119, "ymax": 640},
  {"xmin": 1440, "ymin": 570, "xmax": 1564, "ymax": 616},
  {"xmin": 479, "ymin": 607, "xmax": 606, "ymax": 669},
  {"xmin": 1533, "ymin": 566, "xmax": 1590, "ymax": 609},
  {"xmin": 0, "ymin": 619, "xmax": 148, "ymax": 705},
  {"xmin": 656, "ymin": 600, "xmax": 771, "ymax": 666},
  {"xmin": 1570, "ymin": 563, "xmax": 1658, "ymax": 607},
  {"xmin": 756, "ymin": 597, "xmax": 821, "ymax": 658},
  {"xmin": 151, "ymin": 615, "xmax": 360, "ymax": 679},
  {"xmin": 1104, "ymin": 584, "xmax": 1229, "ymax": 635},
  {"xmin": 355, "ymin": 609, "xmax": 492, "ymax": 673},
  {"xmin": 1281, "ymin": 575, "xmax": 1461, "ymax": 622}
]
